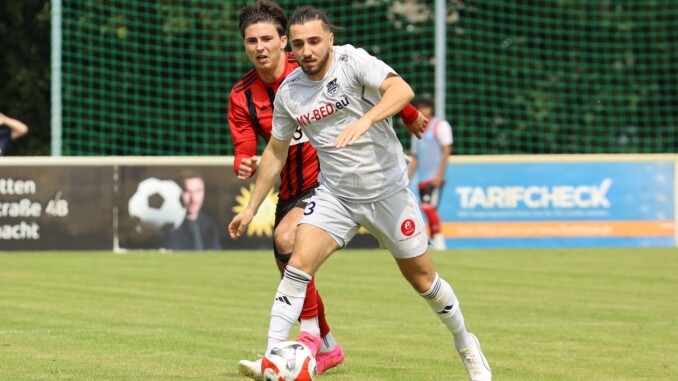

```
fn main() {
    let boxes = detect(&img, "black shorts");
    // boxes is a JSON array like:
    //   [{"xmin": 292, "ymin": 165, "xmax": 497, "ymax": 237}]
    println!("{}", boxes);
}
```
[
  {"xmin": 272, "ymin": 185, "xmax": 319, "ymax": 260},
  {"xmin": 274, "ymin": 185, "xmax": 319, "ymax": 228},
  {"xmin": 418, "ymin": 183, "xmax": 444, "ymax": 209}
]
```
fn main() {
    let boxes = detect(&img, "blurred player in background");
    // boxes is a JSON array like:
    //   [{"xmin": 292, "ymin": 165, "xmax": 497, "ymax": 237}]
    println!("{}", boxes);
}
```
[
  {"xmin": 227, "ymin": 1, "xmax": 427, "ymax": 379},
  {"xmin": 0, "ymin": 112, "xmax": 29, "ymax": 156},
  {"xmin": 229, "ymin": 5, "xmax": 491, "ymax": 381},
  {"xmin": 408, "ymin": 98, "xmax": 453, "ymax": 250}
]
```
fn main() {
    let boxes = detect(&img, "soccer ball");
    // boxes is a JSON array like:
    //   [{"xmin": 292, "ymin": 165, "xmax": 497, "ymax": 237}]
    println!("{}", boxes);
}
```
[
  {"xmin": 128, "ymin": 177, "xmax": 186, "ymax": 232},
  {"xmin": 261, "ymin": 341, "xmax": 316, "ymax": 381}
]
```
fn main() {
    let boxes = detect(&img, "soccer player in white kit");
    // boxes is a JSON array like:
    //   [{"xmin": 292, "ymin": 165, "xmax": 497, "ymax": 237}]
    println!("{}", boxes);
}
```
[
  {"xmin": 408, "ymin": 98, "xmax": 454, "ymax": 251},
  {"xmin": 228, "ymin": 5, "xmax": 491, "ymax": 380}
]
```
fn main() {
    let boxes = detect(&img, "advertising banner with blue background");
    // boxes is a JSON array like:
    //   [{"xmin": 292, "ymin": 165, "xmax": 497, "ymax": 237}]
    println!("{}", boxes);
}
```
[{"xmin": 417, "ymin": 161, "xmax": 675, "ymax": 248}]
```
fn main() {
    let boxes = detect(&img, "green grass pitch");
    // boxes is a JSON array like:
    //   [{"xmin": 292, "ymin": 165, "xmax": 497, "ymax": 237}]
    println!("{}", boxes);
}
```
[{"xmin": 0, "ymin": 248, "xmax": 676, "ymax": 380}]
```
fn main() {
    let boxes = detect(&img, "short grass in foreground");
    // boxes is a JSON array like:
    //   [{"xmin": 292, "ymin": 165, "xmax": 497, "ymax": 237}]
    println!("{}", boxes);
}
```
[{"xmin": 0, "ymin": 248, "xmax": 676, "ymax": 380}]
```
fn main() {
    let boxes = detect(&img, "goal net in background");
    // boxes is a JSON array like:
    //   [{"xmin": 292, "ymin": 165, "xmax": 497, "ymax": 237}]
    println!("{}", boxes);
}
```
[{"xmin": 58, "ymin": 0, "xmax": 677, "ymax": 156}]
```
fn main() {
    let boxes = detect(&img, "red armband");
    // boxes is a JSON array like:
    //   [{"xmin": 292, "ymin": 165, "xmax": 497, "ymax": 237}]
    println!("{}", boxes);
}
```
[{"xmin": 399, "ymin": 103, "xmax": 419, "ymax": 124}]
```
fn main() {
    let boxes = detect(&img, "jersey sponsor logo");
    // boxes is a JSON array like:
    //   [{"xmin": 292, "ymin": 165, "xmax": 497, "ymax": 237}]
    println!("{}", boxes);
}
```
[
  {"xmin": 326, "ymin": 78, "xmax": 339, "ymax": 96},
  {"xmin": 281, "ymin": 73, "xmax": 302, "ymax": 89},
  {"xmin": 295, "ymin": 97, "xmax": 350, "ymax": 126},
  {"xmin": 401, "ymin": 219, "xmax": 416, "ymax": 236}
]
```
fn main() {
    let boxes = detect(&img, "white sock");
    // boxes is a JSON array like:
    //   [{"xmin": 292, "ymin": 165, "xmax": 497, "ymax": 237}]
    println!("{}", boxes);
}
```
[
  {"xmin": 267, "ymin": 266, "xmax": 311, "ymax": 351},
  {"xmin": 320, "ymin": 332, "xmax": 337, "ymax": 353},
  {"xmin": 300, "ymin": 317, "xmax": 320, "ymax": 338},
  {"xmin": 419, "ymin": 273, "xmax": 472, "ymax": 351}
]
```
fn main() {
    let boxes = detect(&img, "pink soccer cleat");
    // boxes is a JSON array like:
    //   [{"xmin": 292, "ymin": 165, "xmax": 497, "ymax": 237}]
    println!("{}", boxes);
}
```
[
  {"xmin": 297, "ymin": 331, "xmax": 322, "ymax": 355},
  {"xmin": 316, "ymin": 343, "xmax": 345, "ymax": 374}
]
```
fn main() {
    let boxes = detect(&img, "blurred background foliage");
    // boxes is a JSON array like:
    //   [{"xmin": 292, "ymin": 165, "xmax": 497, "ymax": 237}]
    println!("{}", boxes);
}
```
[
  {"xmin": 1, "ymin": 0, "xmax": 676, "ymax": 156},
  {"xmin": 0, "ymin": 0, "xmax": 51, "ymax": 155}
]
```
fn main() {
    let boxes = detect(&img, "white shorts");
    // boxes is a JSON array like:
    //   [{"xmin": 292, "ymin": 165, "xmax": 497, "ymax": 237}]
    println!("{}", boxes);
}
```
[{"xmin": 299, "ymin": 185, "xmax": 429, "ymax": 259}]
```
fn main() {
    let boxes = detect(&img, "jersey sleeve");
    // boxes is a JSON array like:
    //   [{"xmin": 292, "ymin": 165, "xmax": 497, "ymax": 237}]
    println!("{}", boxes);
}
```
[
  {"xmin": 271, "ymin": 87, "xmax": 298, "ymax": 141},
  {"xmin": 228, "ymin": 89, "xmax": 259, "ymax": 176},
  {"xmin": 343, "ymin": 45, "xmax": 398, "ymax": 91},
  {"xmin": 344, "ymin": 46, "xmax": 415, "ymax": 125},
  {"xmin": 435, "ymin": 120, "xmax": 454, "ymax": 146}
]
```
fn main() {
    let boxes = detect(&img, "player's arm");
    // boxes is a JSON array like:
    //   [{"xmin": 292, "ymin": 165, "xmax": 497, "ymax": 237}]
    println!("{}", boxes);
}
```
[
  {"xmin": 233, "ymin": 141, "xmax": 258, "ymax": 180},
  {"xmin": 432, "ymin": 143, "xmax": 451, "ymax": 186},
  {"xmin": 334, "ymin": 73, "xmax": 414, "ymax": 148},
  {"xmin": 228, "ymin": 136, "xmax": 290, "ymax": 239},
  {"xmin": 399, "ymin": 104, "xmax": 427, "ymax": 139},
  {"xmin": 433, "ymin": 121, "xmax": 453, "ymax": 186},
  {"xmin": 0, "ymin": 113, "xmax": 29, "ymax": 140},
  {"xmin": 228, "ymin": 93, "xmax": 259, "ymax": 179}
]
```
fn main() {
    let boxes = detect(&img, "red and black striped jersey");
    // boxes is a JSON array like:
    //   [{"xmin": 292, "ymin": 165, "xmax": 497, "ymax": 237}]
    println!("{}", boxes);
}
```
[{"xmin": 228, "ymin": 52, "xmax": 320, "ymax": 201}]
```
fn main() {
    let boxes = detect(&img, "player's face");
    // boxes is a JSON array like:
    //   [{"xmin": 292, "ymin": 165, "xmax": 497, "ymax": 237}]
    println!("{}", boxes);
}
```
[
  {"xmin": 417, "ymin": 104, "xmax": 434, "ymax": 119},
  {"xmin": 243, "ymin": 22, "xmax": 288, "ymax": 77},
  {"xmin": 181, "ymin": 177, "xmax": 205, "ymax": 220},
  {"xmin": 289, "ymin": 20, "xmax": 334, "ymax": 80}
]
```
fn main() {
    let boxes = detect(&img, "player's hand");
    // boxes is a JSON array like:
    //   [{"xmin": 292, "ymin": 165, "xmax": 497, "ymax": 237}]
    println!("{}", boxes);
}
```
[
  {"xmin": 405, "ymin": 111, "xmax": 428, "ymax": 140},
  {"xmin": 228, "ymin": 209, "xmax": 255, "ymax": 240},
  {"xmin": 334, "ymin": 118, "xmax": 371, "ymax": 148},
  {"xmin": 237, "ymin": 156, "xmax": 258, "ymax": 180}
]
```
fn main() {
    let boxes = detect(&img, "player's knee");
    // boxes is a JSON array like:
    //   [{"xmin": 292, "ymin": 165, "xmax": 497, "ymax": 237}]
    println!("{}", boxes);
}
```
[
  {"xmin": 411, "ymin": 278, "xmax": 434, "ymax": 293},
  {"xmin": 274, "ymin": 226, "xmax": 295, "ymax": 254},
  {"xmin": 406, "ymin": 269, "xmax": 437, "ymax": 293},
  {"xmin": 287, "ymin": 254, "xmax": 316, "ymax": 276}
]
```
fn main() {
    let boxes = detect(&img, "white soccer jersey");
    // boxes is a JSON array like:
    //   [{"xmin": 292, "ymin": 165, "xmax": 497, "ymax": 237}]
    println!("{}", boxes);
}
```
[
  {"xmin": 272, "ymin": 44, "xmax": 410, "ymax": 203},
  {"xmin": 410, "ymin": 117, "xmax": 453, "ymax": 182}
]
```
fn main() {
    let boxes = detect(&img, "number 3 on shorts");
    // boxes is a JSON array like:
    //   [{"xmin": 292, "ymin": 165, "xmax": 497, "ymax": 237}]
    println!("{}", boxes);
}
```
[{"xmin": 304, "ymin": 201, "xmax": 316, "ymax": 215}]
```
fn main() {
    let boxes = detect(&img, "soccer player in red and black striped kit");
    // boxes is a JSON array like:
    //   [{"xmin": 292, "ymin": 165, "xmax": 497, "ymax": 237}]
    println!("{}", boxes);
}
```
[{"xmin": 228, "ymin": 1, "xmax": 426, "ymax": 379}]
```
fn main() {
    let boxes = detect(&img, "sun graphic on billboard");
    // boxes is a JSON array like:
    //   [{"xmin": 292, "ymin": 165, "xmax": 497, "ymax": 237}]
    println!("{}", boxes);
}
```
[{"xmin": 232, "ymin": 184, "xmax": 278, "ymax": 237}]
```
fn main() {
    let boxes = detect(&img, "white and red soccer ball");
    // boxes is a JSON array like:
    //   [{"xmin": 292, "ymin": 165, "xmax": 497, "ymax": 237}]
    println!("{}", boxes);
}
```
[{"xmin": 261, "ymin": 340, "xmax": 316, "ymax": 381}]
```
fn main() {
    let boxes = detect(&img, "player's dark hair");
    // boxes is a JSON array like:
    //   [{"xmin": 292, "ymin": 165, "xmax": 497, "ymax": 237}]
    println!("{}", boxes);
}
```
[
  {"xmin": 288, "ymin": 5, "xmax": 338, "ymax": 32},
  {"xmin": 414, "ymin": 98, "xmax": 435, "ymax": 111},
  {"xmin": 238, "ymin": 0, "xmax": 287, "ymax": 38}
]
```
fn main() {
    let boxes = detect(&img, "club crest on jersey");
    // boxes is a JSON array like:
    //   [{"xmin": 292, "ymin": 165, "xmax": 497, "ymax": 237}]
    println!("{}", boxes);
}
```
[{"xmin": 326, "ymin": 78, "xmax": 339, "ymax": 97}]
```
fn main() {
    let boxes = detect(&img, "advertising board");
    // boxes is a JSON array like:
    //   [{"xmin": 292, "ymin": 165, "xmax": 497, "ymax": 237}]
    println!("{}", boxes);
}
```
[
  {"xmin": 0, "ymin": 166, "xmax": 114, "ymax": 250},
  {"xmin": 433, "ymin": 161, "xmax": 675, "ymax": 248}
]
